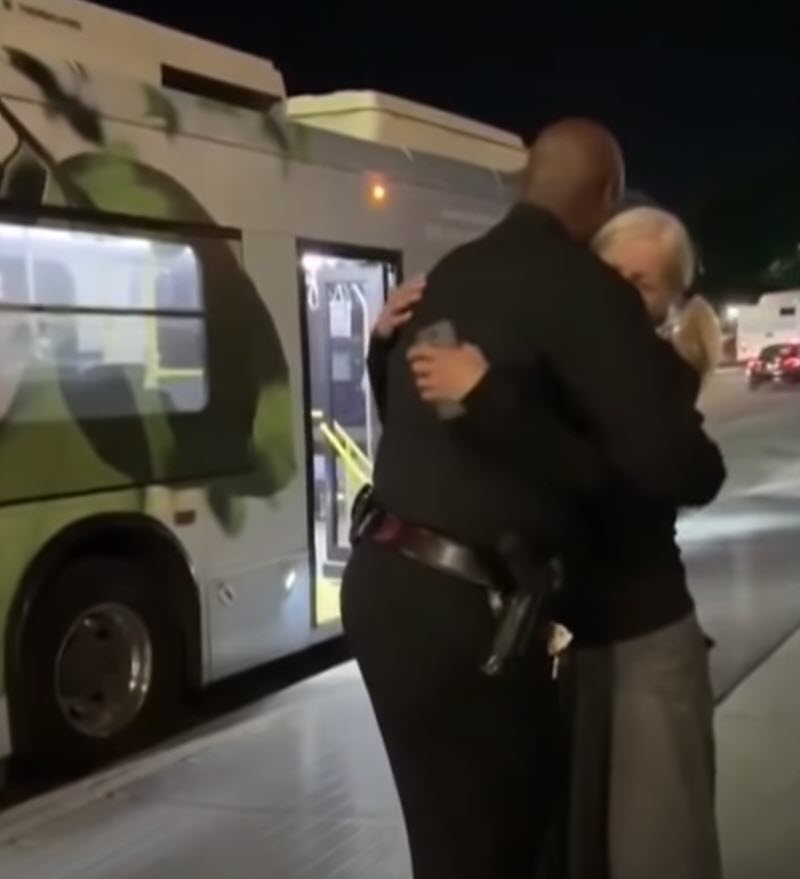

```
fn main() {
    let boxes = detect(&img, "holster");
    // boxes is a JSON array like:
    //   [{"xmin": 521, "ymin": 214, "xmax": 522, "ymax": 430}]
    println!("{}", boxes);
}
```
[
  {"xmin": 348, "ymin": 493, "xmax": 560, "ymax": 679},
  {"xmin": 349, "ymin": 483, "xmax": 380, "ymax": 547},
  {"xmin": 481, "ymin": 534, "xmax": 562, "ymax": 678}
]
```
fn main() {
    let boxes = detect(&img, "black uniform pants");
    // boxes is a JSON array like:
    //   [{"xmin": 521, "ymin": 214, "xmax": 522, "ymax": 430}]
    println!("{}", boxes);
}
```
[{"xmin": 341, "ymin": 541, "xmax": 563, "ymax": 879}]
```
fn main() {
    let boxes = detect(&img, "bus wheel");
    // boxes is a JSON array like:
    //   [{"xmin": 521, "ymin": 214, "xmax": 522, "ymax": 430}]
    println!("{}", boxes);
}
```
[{"xmin": 18, "ymin": 554, "xmax": 186, "ymax": 773}]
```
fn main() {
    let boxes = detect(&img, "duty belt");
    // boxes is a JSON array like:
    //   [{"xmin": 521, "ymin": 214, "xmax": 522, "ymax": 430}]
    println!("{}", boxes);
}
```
[
  {"xmin": 370, "ymin": 513, "xmax": 498, "ymax": 591},
  {"xmin": 352, "ymin": 492, "xmax": 565, "ymax": 678}
]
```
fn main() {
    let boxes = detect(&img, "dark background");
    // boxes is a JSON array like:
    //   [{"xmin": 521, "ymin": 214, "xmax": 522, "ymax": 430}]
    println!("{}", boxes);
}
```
[{"xmin": 98, "ymin": 1, "xmax": 800, "ymax": 293}]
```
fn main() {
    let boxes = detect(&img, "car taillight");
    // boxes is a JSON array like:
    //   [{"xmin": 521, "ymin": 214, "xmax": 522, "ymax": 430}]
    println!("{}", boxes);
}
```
[
  {"xmin": 747, "ymin": 359, "xmax": 758, "ymax": 371},
  {"xmin": 784, "ymin": 357, "xmax": 800, "ymax": 369}
]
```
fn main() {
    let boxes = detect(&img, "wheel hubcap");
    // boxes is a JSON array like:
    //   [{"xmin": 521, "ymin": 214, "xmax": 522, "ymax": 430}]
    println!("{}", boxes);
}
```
[{"xmin": 55, "ymin": 603, "xmax": 153, "ymax": 739}]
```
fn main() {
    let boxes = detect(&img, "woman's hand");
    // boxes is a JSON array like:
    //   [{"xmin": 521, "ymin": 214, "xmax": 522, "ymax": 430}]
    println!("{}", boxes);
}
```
[
  {"xmin": 406, "ymin": 342, "xmax": 489, "ymax": 404},
  {"xmin": 373, "ymin": 277, "xmax": 425, "ymax": 340}
]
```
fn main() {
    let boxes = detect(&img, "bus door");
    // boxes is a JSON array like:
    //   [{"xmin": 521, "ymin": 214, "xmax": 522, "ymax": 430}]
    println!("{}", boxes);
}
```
[{"xmin": 299, "ymin": 245, "xmax": 399, "ymax": 626}]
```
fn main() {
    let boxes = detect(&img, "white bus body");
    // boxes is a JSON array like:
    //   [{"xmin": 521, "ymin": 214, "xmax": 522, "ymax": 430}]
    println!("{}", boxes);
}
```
[{"xmin": 0, "ymin": 0, "xmax": 520, "ymax": 766}]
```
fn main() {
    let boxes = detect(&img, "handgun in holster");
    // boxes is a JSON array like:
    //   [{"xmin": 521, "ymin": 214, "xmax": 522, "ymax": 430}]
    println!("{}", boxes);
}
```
[
  {"xmin": 349, "ymin": 483, "xmax": 380, "ymax": 547},
  {"xmin": 482, "ymin": 533, "xmax": 562, "ymax": 678}
]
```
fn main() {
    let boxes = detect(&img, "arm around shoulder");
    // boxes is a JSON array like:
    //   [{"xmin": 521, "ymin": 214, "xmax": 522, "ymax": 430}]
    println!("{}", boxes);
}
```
[
  {"xmin": 537, "ymin": 254, "xmax": 725, "ymax": 506},
  {"xmin": 461, "ymin": 367, "xmax": 614, "ymax": 498}
]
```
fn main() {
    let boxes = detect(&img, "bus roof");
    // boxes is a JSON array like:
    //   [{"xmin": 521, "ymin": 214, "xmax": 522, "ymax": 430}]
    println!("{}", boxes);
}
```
[
  {"xmin": 0, "ymin": 0, "xmax": 285, "ymax": 101},
  {"xmin": 1, "ymin": 2, "xmax": 525, "ymax": 173},
  {"xmin": 758, "ymin": 290, "xmax": 800, "ymax": 306},
  {"xmin": 287, "ymin": 90, "xmax": 526, "ymax": 173}
]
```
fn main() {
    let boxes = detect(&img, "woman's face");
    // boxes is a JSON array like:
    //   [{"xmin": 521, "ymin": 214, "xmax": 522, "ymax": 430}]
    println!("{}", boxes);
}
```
[{"xmin": 599, "ymin": 235, "xmax": 678, "ymax": 324}]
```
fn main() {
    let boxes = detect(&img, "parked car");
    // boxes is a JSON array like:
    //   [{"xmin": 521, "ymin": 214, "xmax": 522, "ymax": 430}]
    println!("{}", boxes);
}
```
[{"xmin": 747, "ymin": 344, "xmax": 800, "ymax": 390}]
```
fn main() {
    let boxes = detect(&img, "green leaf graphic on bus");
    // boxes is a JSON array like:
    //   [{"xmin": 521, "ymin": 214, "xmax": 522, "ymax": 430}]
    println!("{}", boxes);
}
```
[
  {"xmin": 6, "ymin": 48, "xmax": 104, "ymax": 145},
  {"xmin": 0, "ymin": 140, "xmax": 47, "ymax": 204},
  {"xmin": 0, "ymin": 123, "xmax": 296, "ymax": 533},
  {"xmin": 59, "ymin": 155, "xmax": 296, "ymax": 520}
]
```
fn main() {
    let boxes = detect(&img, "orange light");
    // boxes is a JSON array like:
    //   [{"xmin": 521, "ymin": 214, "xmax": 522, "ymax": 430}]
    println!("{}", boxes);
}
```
[{"xmin": 371, "ymin": 182, "xmax": 387, "ymax": 204}]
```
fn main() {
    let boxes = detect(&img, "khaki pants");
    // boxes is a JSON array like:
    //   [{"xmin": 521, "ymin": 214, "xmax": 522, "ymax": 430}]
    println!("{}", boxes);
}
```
[{"xmin": 568, "ymin": 612, "xmax": 723, "ymax": 879}]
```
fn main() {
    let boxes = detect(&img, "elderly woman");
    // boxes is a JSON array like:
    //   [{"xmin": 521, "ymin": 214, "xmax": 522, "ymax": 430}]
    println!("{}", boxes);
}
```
[
  {"xmin": 565, "ymin": 207, "xmax": 722, "ymax": 879},
  {"xmin": 594, "ymin": 205, "xmax": 722, "ymax": 385},
  {"xmin": 368, "ymin": 206, "xmax": 723, "ymax": 879}
]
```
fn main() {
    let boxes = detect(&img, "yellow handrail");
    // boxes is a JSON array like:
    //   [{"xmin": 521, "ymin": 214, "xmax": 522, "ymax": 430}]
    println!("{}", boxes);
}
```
[
  {"xmin": 318, "ymin": 421, "xmax": 371, "ymax": 486},
  {"xmin": 332, "ymin": 420, "xmax": 372, "ymax": 472}
]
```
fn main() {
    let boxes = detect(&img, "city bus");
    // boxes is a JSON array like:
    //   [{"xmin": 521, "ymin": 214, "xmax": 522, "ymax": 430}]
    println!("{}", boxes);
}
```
[{"xmin": 0, "ymin": 0, "xmax": 524, "ymax": 768}]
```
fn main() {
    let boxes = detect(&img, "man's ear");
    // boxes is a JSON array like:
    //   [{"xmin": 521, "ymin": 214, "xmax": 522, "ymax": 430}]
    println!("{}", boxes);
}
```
[{"xmin": 602, "ymin": 178, "xmax": 621, "ymax": 214}]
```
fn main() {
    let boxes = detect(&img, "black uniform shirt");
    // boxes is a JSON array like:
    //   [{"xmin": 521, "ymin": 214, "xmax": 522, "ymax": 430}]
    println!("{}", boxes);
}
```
[{"xmin": 370, "ymin": 204, "xmax": 724, "ymax": 635}]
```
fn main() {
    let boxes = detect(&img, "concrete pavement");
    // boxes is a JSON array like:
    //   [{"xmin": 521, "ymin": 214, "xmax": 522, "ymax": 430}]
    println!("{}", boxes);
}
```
[{"xmin": 717, "ymin": 630, "xmax": 800, "ymax": 879}]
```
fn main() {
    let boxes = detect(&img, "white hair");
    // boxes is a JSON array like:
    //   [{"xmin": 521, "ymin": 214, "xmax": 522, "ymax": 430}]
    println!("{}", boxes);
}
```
[{"xmin": 592, "ymin": 206, "xmax": 696, "ymax": 294}]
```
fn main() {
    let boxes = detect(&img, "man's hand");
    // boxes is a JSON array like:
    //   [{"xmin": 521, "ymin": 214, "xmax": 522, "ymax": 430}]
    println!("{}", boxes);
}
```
[
  {"xmin": 373, "ymin": 276, "xmax": 425, "ymax": 340},
  {"xmin": 406, "ymin": 343, "xmax": 489, "ymax": 404}
]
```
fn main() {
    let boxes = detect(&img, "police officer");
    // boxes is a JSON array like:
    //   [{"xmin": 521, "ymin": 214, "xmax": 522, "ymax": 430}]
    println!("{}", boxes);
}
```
[
  {"xmin": 341, "ymin": 120, "xmax": 724, "ymax": 879},
  {"xmin": 398, "ymin": 206, "xmax": 726, "ymax": 878}
]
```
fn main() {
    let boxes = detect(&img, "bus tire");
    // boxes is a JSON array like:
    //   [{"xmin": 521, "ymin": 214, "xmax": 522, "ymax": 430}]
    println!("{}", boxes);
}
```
[{"xmin": 17, "ymin": 554, "xmax": 186, "ymax": 773}]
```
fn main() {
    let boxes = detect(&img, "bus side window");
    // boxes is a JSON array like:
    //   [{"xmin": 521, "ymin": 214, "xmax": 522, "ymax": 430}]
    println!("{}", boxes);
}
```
[{"xmin": 0, "ymin": 222, "xmax": 208, "ymax": 422}]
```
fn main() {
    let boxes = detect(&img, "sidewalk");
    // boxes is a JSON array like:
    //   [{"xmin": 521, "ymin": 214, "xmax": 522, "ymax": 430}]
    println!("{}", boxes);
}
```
[
  {"xmin": 0, "ymin": 634, "xmax": 798, "ymax": 878},
  {"xmin": 716, "ymin": 629, "xmax": 800, "ymax": 879},
  {"xmin": 0, "ymin": 665, "xmax": 409, "ymax": 879}
]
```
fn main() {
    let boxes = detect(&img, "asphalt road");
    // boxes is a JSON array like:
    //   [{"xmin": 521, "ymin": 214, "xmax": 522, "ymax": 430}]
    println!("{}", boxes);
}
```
[{"xmin": 685, "ymin": 368, "xmax": 800, "ymax": 697}]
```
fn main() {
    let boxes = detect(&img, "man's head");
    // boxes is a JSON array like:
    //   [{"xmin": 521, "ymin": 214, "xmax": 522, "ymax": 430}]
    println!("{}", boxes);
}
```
[
  {"xmin": 592, "ymin": 207, "xmax": 695, "ymax": 324},
  {"xmin": 521, "ymin": 119, "xmax": 625, "ymax": 241}
]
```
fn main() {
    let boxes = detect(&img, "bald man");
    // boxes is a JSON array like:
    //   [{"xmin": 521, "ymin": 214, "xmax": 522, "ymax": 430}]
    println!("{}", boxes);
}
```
[{"xmin": 341, "ymin": 119, "xmax": 724, "ymax": 879}]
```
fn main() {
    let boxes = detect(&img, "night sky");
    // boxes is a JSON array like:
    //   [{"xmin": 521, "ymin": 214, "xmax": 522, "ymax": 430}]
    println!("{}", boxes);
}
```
[{"xmin": 100, "ymin": 1, "xmax": 798, "ymax": 215}]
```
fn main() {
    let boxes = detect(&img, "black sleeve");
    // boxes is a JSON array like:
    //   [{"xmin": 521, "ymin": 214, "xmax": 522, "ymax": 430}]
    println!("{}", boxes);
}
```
[
  {"xmin": 538, "ymin": 253, "xmax": 725, "ymax": 507},
  {"xmin": 367, "ymin": 334, "xmax": 393, "ymax": 423},
  {"xmin": 460, "ymin": 369, "xmax": 613, "ymax": 498}
]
